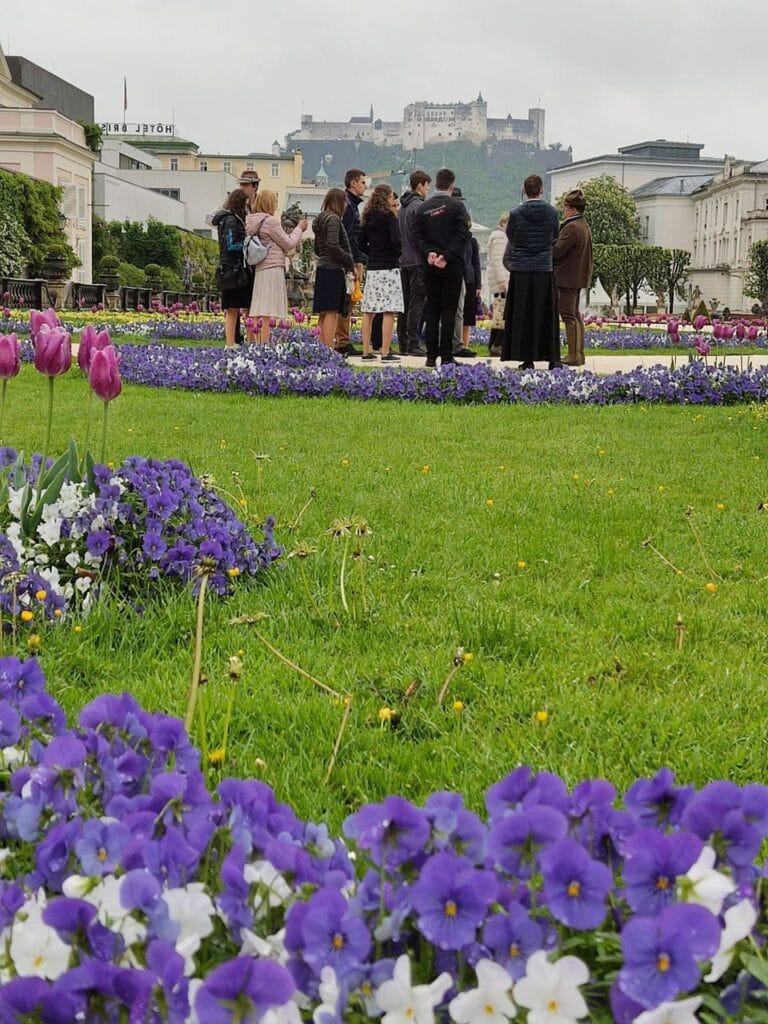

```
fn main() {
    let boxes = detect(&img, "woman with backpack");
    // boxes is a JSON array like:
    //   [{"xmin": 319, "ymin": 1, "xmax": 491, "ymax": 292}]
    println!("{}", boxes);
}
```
[
  {"xmin": 312, "ymin": 188, "xmax": 356, "ymax": 348},
  {"xmin": 211, "ymin": 188, "xmax": 252, "ymax": 349},
  {"xmin": 246, "ymin": 189, "xmax": 307, "ymax": 344}
]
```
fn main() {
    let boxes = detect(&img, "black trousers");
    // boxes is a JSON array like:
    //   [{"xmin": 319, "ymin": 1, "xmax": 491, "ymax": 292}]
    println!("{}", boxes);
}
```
[
  {"xmin": 400, "ymin": 265, "xmax": 426, "ymax": 351},
  {"xmin": 424, "ymin": 261, "xmax": 463, "ymax": 362}
]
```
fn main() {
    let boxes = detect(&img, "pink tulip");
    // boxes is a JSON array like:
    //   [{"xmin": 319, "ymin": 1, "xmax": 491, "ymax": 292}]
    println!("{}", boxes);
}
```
[
  {"xmin": 0, "ymin": 333, "xmax": 20, "ymax": 378},
  {"xmin": 747, "ymin": 325, "xmax": 759, "ymax": 342},
  {"xmin": 78, "ymin": 327, "xmax": 112, "ymax": 372},
  {"xmin": 735, "ymin": 323, "xmax": 746, "ymax": 340},
  {"xmin": 294, "ymin": 310, "xmax": 306, "ymax": 324},
  {"xmin": 693, "ymin": 336, "xmax": 710, "ymax": 356},
  {"xmin": 693, "ymin": 315, "xmax": 707, "ymax": 330},
  {"xmin": 29, "ymin": 308, "xmax": 61, "ymax": 342},
  {"xmin": 33, "ymin": 327, "xmax": 71, "ymax": 377},
  {"xmin": 713, "ymin": 323, "xmax": 723, "ymax": 339},
  {"xmin": 666, "ymin": 319, "xmax": 679, "ymax": 335},
  {"xmin": 88, "ymin": 345, "xmax": 122, "ymax": 402},
  {"xmin": 723, "ymin": 324, "xmax": 735, "ymax": 340}
]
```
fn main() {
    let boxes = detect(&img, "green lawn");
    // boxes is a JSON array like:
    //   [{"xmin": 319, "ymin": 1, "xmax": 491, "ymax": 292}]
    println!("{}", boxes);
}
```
[{"xmin": 5, "ymin": 366, "xmax": 768, "ymax": 827}]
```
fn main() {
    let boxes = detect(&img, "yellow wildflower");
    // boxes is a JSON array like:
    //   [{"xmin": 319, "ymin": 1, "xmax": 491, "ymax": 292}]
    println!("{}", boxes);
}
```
[
  {"xmin": 340, "ymin": 458, "xmax": 350, "ymax": 467},
  {"xmin": 227, "ymin": 567, "xmax": 240, "ymax": 577},
  {"xmin": 535, "ymin": 710, "xmax": 549, "ymax": 723},
  {"xmin": 452, "ymin": 700, "xmax": 465, "ymax": 712},
  {"xmin": 705, "ymin": 582, "xmax": 717, "ymax": 593},
  {"xmin": 462, "ymin": 652, "xmax": 473, "ymax": 663},
  {"xmin": 20, "ymin": 610, "xmax": 33, "ymax": 622},
  {"xmin": 208, "ymin": 747, "xmax": 226, "ymax": 767},
  {"xmin": 517, "ymin": 560, "xmax": 527, "ymax": 570},
  {"xmin": 34, "ymin": 589, "xmax": 47, "ymax": 601},
  {"xmin": 486, "ymin": 499, "xmax": 494, "ymax": 508},
  {"xmin": 27, "ymin": 634, "xmax": 41, "ymax": 652},
  {"xmin": 378, "ymin": 707, "xmax": 395, "ymax": 723}
]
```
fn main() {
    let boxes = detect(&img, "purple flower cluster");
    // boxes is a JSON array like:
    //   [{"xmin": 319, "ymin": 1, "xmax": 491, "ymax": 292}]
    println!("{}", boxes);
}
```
[
  {"xmin": 0, "ymin": 668, "xmax": 766, "ymax": 1021},
  {"xmin": 0, "ymin": 450, "xmax": 282, "ymax": 623},
  {"xmin": 108, "ymin": 339, "xmax": 768, "ymax": 406}
]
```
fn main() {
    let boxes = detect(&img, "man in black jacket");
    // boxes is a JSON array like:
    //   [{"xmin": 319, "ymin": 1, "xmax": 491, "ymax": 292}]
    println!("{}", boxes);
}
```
[
  {"xmin": 411, "ymin": 168, "xmax": 468, "ymax": 367},
  {"xmin": 398, "ymin": 170, "xmax": 431, "ymax": 355},
  {"xmin": 334, "ymin": 168, "xmax": 367, "ymax": 356}
]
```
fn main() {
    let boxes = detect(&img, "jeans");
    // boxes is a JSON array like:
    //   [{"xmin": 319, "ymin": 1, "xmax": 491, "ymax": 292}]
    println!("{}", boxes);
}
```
[{"xmin": 424, "ymin": 260, "xmax": 464, "ymax": 362}]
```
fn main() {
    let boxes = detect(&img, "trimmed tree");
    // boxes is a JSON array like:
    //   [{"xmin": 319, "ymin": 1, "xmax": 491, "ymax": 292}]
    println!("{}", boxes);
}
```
[
  {"xmin": 645, "ymin": 248, "xmax": 691, "ymax": 314},
  {"xmin": 745, "ymin": 240, "xmax": 768, "ymax": 312}
]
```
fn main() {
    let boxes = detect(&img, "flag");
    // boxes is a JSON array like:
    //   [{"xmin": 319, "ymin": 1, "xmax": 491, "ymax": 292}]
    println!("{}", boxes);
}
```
[{"xmin": 123, "ymin": 77, "xmax": 127, "ymax": 116}]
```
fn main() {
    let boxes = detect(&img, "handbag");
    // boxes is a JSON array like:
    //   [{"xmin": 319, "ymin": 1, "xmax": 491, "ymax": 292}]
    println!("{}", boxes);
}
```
[
  {"xmin": 243, "ymin": 214, "xmax": 271, "ymax": 266},
  {"xmin": 492, "ymin": 293, "xmax": 506, "ymax": 330},
  {"xmin": 345, "ymin": 271, "xmax": 356, "ymax": 296},
  {"xmin": 217, "ymin": 263, "xmax": 250, "ymax": 291}
]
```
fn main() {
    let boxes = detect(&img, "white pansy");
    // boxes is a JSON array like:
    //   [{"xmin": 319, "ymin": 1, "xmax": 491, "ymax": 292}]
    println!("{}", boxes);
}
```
[
  {"xmin": 185, "ymin": 977, "xmax": 203, "ymax": 1024},
  {"xmin": 37, "ymin": 518, "xmax": 61, "ymax": 546},
  {"xmin": 7, "ymin": 487, "xmax": 23, "ymax": 518},
  {"xmin": 450, "ymin": 959, "xmax": 516, "ymax": 1024},
  {"xmin": 313, "ymin": 965, "xmax": 340, "ymax": 1024},
  {"xmin": 164, "ymin": 883, "xmax": 216, "ymax": 976},
  {"xmin": 62, "ymin": 874, "xmax": 94, "ymax": 899},
  {"xmin": 633, "ymin": 996, "xmax": 703, "ymax": 1024},
  {"xmin": 84, "ymin": 874, "xmax": 146, "ymax": 950},
  {"xmin": 243, "ymin": 860, "xmax": 292, "ymax": 919},
  {"xmin": 264, "ymin": 1002, "xmax": 302, "ymax": 1024},
  {"xmin": 680, "ymin": 846, "xmax": 735, "ymax": 915},
  {"xmin": 5, "ymin": 522, "xmax": 24, "ymax": 558},
  {"xmin": 704, "ymin": 899, "xmax": 758, "ymax": 982},
  {"xmin": 65, "ymin": 551, "xmax": 80, "ymax": 569},
  {"xmin": 375, "ymin": 954, "xmax": 453, "ymax": 1024},
  {"xmin": 513, "ymin": 950, "xmax": 589, "ymax": 1024},
  {"xmin": 9, "ymin": 893, "xmax": 71, "ymax": 980},
  {"xmin": 1, "ymin": 746, "xmax": 26, "ymax": 770},
  {"xmin": 240, "ymin": 926, "xmax": 289, "ymax": 965},
  {"xmin": 75, "ymin": 576, "xmax": 92, "ymax": 593}
]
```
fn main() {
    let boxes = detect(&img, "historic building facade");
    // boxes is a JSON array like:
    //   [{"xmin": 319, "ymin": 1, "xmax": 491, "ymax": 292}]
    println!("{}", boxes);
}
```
[{"xmin": 286, "ymin": 96, "xmax": 545, "ymax": 151}]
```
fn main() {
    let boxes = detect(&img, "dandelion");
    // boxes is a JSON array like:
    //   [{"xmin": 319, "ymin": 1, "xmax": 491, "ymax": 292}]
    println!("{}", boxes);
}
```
[
  {"xmin": 378, "ymin": 707, "xmax": 395, "ymax": 723},
  {"xmin": 572, "ymin": 473, "xmax": 580, "ymax": 481},
  {"xmin": 73, "ymin": 624, "xmax": 82, "ymax": 634},
  {"xmin": 536, "ymin": 710, "xmax": 549, "ymax": 723},
  {"xmin": 54, "ymin": 609, "xmax": 62, "ymax": 617},
  {"xmin": 421, "ymin": 465, "xmax": 430, "ymax": 474},
  {"xmin": 452, "ymin": 700, "xmax": 465, "ymax": 712},
  {"xmin": 705, "ymin": 582, "xmax": 717, "ymax": 593},
  {"xmin": 227, "ymin": 567, "xmax": 241, "ymax": 577},
  {"xmin": 208, "ymin": 747, "xmax": 226, "ymax": 767},
  {"xmin": 27, "ymin": 634, "xmax": 41, "ymax": 652},
  {"xmin": 658, "ymin": 485, "xmax": 666, "ymax": 493},
  {"xmin": 463, "ymin": 652, "xmax": 473, "ymax": 664},
  {"xmin": 340, "ymin": 458, "xmax": 350, "ymax": 467},
  {"xmin": 716, "ymin": 503, "xmax": 725, "ymax": 510},
  {"xmin": 517, "ymin": 560, "xmax": 527, "ymax": 570},
  {"xmin": 607, "ymin": 488, "xmax": 615, "ymax": 496},
  {"xmin": 486, "ymin": 499, "xmax": 494, "ymax": 508}
]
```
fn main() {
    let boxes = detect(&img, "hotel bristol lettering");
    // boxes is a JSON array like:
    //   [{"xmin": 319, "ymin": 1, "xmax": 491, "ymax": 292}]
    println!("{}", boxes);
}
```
[{"xmin": 100, "ymin": 123, "xmax": 175, "ymax": 135}]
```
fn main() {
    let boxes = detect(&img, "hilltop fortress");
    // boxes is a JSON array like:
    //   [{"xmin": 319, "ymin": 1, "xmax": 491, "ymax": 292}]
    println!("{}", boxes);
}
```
[{"xmin": 285, "ymin": 95, "xmax": 546, "ymax": 152}]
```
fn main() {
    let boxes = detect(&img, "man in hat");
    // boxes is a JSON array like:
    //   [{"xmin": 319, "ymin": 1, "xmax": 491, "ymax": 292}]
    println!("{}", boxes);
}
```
[
  {"xmin": 238, "ymin": 169, "xmax": 260, "ymax": 207},
  {"xmin": 553, "ymin": 189, "xmax": 593, "ymax": 366}
]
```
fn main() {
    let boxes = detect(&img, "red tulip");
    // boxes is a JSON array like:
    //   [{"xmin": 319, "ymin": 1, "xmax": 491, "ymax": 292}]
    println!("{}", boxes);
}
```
[
  {"xmin": 88, "ymin": 345, "xmax": 122, "ymax": 402},
  {"xmin": 33, "ymin": 327, "xmax": 71, "ymax": 377},
  {"xmin": 0, "ymin": 333, "xmax": 20, "ymax": 378},
  {"xmin": 29, "ymin": 308, "xmax": 61, "ymax": 341}
]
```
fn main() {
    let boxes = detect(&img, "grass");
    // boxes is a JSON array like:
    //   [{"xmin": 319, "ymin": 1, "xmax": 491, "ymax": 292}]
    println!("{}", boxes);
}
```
[{"xmin": 4, "ymin": 364, "xmax": 768, "ymax": 828}]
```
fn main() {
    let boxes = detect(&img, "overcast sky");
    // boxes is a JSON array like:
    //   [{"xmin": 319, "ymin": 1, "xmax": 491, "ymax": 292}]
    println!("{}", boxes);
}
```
[{"xmin": 3, "ymin": 0, "xmax": 767, "ymax": 162}]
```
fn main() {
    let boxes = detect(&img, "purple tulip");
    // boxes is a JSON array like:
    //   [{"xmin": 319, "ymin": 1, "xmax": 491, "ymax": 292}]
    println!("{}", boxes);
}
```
[
  {"xmin": 89, "ymin": 345, "xmax": 122, "ymax": 402},
  {"xmin": 693, "ymin": 336, "xmax": 711, "ymax": 356},
  {"xmin": 735, "ymin": 323, "xmax": 746, "ymax": 340},
  {"xmin": 29, "ymin": 308, "xmax": 61, "ymax": 341},
  {"xmin": 723, "ymin": 324, "xmax": 735, "ymax": 340},
  {"xmin": 33, "ymin": 327, "xmax": 71, "ymax": 377},
  {"xmin": 693, "ymin": 315, "xmax": 707, "ymax": 330},
  {"xmin": 747, "ymin": 325, "xmax": 759, "ymax": 341},
  {"xmin": 666, "ymin": 319, "xmax": 679, "ymax": 335},
  {"xmin": 78, "ymin": 326, "xmax": 112, "ymax": 372},
  {"xmin": 713, "ymin": 322, "xmax": 724, "ymax": 339},
  {"xmin": 0, "ymin": 333, "xmax": 20, "ymax": 378}
]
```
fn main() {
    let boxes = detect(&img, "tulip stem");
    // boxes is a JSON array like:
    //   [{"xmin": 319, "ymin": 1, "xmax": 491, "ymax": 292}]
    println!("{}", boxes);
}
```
[
  {"xmin": 100, "ymin": 400, "xmax": 109, "ymax": 465},
  {"xmin": 83, "ymin": 388, "xmax": 93, "ymax": 461},
  {"xmin": 0, "ymin": 378, "xmax": 6, "ymax": 440},
  {"xmin": 36, "ymin": 376, "xmax": 55, "ymax": 496}
]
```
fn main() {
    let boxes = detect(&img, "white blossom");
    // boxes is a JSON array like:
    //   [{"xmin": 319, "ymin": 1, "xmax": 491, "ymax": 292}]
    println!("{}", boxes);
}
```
[
  {"xmin": 164, "ymin": 883, "xmax": 216, "ymax": 976},
  {"xmin": 243, "ymin": 860, "xmax": 292, "ymax": 919},
  {"xmin": 513, "ymin": 950, "xmax": 589, "ymax": 1024},
  {"xmin": 450, "ymin": 959, "xmax": 516, "ymax": 1024},
  {"xmin": 680, "ymin": 847, "xmax": 735, "ymax": 915},
  {"xmin": 704, "ymin": 899, "xmax": 758, "ymax": 982},
  {"xmin": 9, "ymin": 892, "xmax": 71, "ymax": 980},
  {"xmin": 37, "ymin": 517, "xmax": 61, "ymax": 546},
  {"xmin": 313, "ymin": 966, "xmax": 341, "ymax": 1024},
  {"xmin": 375, "ymin": 954, "xmax": 452, "ymax": 1024},
  {"xmin": 633, "ymin": 996, "xmax": 703, "ymax": 1024}
]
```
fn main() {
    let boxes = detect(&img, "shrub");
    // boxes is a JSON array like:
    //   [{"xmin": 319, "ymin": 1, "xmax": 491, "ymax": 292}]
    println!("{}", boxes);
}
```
[{"xmin": 98, "ymin": 255, "xmax": 120, "ymax": 274}]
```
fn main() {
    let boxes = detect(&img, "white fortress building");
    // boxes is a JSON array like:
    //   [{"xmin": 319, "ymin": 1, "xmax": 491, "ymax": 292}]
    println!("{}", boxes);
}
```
[{"xmin": 286, "ymin": 95, "xmax": 546, "ymax": 151}]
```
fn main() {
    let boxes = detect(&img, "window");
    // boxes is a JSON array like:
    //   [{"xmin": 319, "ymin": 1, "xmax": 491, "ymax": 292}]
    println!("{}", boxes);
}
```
[
  {"xmin": 223, "ymin": 160, "xmax": 232, "ymax": 173},
  {"xmin": 170, "ymin": 157, "xmax": 178, "ymax": 171},
  {"xmin": 642, "ymin": 216, "xmax": 650, "ymax": 240},
  {"xmin": 76, "ymin": 187, "xmax": 86, "ymax": 221},
  {"xmin": 723, "ymin": 202, "xmax": 728, "ymax": 224},
  {"xmin": 199, "ymin": 160, "xmax": 208, "ymax": 172},
  {"xmin": 270, "ymin": 161, "xmax": 280, "ymax": 177},
  {"xmin": 149, "ymin": 187, "xmax": 181, "ymax": 201},
  {"xmin": 246, "ymin": 161, "xmax": 254, "ymax": 171}
]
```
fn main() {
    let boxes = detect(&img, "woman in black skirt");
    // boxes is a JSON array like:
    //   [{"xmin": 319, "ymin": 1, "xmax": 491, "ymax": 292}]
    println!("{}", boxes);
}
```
[
  {"xmin": 211, "ymin": 188, "xmax": 253, "ymax": 349},
  {"xmin": 501, "ymin": 174, "xmax": 563, "ymax": 371},
  {"xmin": 312, "ymin": 188, "xmax": 355, "ymax": 348}
]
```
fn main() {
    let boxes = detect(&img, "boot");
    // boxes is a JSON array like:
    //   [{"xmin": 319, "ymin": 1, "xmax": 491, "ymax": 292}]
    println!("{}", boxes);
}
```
[
  {"xmin": 562, "ymin": 323, "xmax": 580, "ymax": 365},
  {"xmin": 575, "ymin": 319, "xmax": 586, "ymax": 366}
]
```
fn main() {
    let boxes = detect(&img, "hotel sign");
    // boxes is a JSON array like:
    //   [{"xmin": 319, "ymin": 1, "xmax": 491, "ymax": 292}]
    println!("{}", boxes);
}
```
[{"xmin": 100, "ymin": 122, "xmax": 176, "ymax": 136}]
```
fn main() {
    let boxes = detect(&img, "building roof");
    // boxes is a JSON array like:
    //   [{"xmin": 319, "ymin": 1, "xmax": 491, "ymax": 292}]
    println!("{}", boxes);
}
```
[
  {"xmin": 619, "ymin": 140, "xmax": 704, "ymax": 158},
  {"xmin": 127, "ymin": 135, "xmax": 200, "ymax": 153},
  {"xmin": 632, "ymin": 174, "xmax": 714, "ymax": 197},
  {"xmin": 551, "ymin": 151, "xmax": 725, "ymax": 173},
  {"xmin": 749, "ymin": 157, "xmax": 768, "ymax": 174}
]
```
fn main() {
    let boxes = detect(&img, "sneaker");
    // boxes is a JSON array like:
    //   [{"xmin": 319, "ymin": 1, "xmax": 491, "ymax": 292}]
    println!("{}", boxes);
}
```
[
  {"xmin": 381, "ymin": 353, "xmax": 401, "ymax": 362},
  {"xmin": 454, "ymin": 347, "xmax": 477, "ymax": 358},
  {"xmin": 361, "ymin": 353, "xmax": 377, "ymax": 361},
  {"xmin": 407, "ymin": 345, "xmax": 427, "ymax": 356}
]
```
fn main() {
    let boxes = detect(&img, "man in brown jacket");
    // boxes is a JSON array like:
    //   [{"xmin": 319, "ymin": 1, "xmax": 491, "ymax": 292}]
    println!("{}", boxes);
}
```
[{"xmin": 553, "ymin": 189, "xmax": 593, "ymax": 366}]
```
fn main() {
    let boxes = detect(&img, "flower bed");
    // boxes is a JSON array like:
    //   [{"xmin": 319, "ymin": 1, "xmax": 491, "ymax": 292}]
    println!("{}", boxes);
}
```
[
  {"xmin": 97, "ymin": 340, "xmax": 768, "ymax": 406},
  {"xmin": 1, "ymin": 450, "xmax": 281, "ymax": 622},
  {"xmin": 0, "ymin": 654, "xmax": 765, "ymax": 1022}
]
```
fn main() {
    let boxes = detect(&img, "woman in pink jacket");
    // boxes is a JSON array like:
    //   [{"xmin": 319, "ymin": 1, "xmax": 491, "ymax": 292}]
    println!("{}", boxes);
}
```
[{"xmin": 246, "ymin": 189, "xmax": 307, "ymax": 343}]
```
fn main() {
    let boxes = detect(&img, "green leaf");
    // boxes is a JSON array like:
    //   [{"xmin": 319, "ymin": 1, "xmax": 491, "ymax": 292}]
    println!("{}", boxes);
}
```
[{"xmin": 742, "ymin": 952, "xmax": 768, "ymax": 988}]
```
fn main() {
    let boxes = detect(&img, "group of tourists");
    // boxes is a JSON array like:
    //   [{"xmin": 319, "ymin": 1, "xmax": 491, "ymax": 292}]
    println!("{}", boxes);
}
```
[{"xmin": 213, "ymin": 165, "xmax": 593, "ymax": 368}]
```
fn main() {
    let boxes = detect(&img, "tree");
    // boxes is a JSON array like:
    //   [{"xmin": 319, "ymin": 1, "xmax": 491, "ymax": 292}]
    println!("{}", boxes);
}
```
[
  {"xmin": 595, "ymin": 244, "xmax": 656, "ymax": 314},
  {"xmin": 555, "ymin": 175, "xmax": 640, "ymax": 246},
  {"xmin": 745, "ymin": 240, "xmax": 768, "ymax": 312},
  {"xmin": 645, "ymin": 248, "xmax": 691, "ymax": 314}
]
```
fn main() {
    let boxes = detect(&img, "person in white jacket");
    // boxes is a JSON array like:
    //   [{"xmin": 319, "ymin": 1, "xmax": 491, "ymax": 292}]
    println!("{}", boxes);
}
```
[{"xmin": 486, "ymin": 214, "xmax": 510, "ymax": 357}]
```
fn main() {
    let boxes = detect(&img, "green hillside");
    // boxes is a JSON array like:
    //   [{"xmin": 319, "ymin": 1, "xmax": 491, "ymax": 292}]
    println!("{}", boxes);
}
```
[{"xmin": 294, "ymin": 140, "xmax": 572, "ymax": 227}]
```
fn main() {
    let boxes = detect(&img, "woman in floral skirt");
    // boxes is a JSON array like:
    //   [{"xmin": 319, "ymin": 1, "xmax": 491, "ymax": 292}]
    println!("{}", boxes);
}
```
[{"xmin": 359, "ymin": 184, "xmax": 403, "ymax": 362}]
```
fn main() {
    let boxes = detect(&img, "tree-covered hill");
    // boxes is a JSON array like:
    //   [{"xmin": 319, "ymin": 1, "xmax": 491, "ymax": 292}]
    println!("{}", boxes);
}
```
[{"xmin": 290, "ymin": 140, "xmax": 571, "ymax": 227}]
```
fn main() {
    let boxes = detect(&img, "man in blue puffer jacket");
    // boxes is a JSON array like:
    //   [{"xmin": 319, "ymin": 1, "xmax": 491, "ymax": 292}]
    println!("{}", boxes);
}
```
[{"xmin": 501, "ymin": 174, "xmax": 563, "ymax": 371}]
